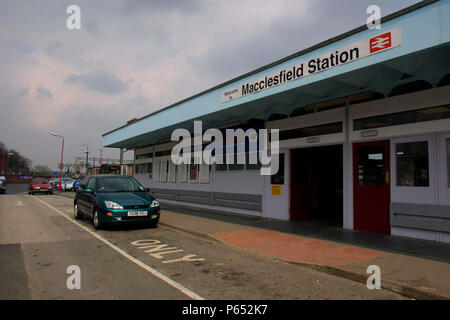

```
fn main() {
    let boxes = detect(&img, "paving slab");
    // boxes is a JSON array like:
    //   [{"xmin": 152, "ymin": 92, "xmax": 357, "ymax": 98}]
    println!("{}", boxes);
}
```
[{"xmin": 158, "ymin": 208, "xmax": 450, "ymax": 300}]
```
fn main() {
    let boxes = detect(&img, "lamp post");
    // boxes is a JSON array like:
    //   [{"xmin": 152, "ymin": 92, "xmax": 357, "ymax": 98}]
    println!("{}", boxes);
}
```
[
  {"xmin": 81, "ymin": 144, "xmax": 89, "ymax": 176},
  {"xmin": 0, "ymin": 152, "xmax": 14, "ymax": 176},
  {"xmin": 50, "ymin": 132, "xmax": 64, "ymax": 193}
]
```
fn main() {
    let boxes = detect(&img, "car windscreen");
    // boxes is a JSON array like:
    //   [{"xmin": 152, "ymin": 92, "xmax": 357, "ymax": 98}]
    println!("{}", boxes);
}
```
[
  {"xmin": 97, "ymin": 176, "xmax": 145, "ymax": 193},
  {"xmin": 33, "ymin": 179, "xmax": 49, "ymax": 184}
]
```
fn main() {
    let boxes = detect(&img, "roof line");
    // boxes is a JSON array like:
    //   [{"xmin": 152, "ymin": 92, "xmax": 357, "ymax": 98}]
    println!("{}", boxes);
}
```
[{"xmin": 103, "ymin": 0, "xmax": 440, "ymax": 137}]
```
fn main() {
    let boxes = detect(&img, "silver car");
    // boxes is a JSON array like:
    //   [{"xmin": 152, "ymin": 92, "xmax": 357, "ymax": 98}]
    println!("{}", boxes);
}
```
[{"xmin": 62, "ymin": 179, "xmax": 76, "ymax": 191}]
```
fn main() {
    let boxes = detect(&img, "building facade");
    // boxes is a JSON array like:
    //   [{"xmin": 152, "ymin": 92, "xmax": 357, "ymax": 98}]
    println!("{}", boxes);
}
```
[{"xmin": 103, "ymin": 0, "xmax": 450, "ymax": 243}]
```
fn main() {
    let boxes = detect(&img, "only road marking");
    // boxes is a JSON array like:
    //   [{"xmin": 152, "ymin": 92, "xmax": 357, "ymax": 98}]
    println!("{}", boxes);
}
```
[{"xmin": 31, "ymin": 195, "xmax": 204, "ymax": 300}]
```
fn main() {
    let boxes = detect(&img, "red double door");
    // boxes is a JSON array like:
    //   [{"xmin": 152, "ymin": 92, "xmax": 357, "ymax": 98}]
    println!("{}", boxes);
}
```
[{"xmin": 353, "ymin": 140, "xmax": 391, "ymax": 235}]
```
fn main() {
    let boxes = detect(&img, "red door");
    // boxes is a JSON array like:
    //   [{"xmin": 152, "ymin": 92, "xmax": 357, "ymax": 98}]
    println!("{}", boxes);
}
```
[{"xmin": 353, "ymin": 140, "xmax": 390, "ymax": 234}]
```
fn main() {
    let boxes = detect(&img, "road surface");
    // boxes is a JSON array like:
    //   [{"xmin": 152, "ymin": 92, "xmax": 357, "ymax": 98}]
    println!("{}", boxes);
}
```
[{"xmin": 0, "ymin": 188, "xmax": 407, "ymax": 300}]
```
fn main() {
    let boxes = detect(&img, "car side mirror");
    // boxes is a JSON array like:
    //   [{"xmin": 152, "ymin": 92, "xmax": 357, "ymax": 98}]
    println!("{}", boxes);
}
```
[
  {"xmin": 143, "ymin": 187, "xmax": 150, "ymax": 192},
  {"xmin": 85, "ymin": 188, "xmax": 94, "ymax": 193}
]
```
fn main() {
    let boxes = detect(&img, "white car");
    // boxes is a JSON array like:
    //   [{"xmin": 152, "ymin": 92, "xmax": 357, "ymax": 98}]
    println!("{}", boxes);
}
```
[
  {"xmin": 62, "ymin": 179, "xmax": 76, "ymax": 191},
  {"xmin": 61, "ymin": 179, "xmax": 75, "ymax": 191},
  {"xmin": 0, "ymin": 177, "xmax": 5, "ymax": 194}
]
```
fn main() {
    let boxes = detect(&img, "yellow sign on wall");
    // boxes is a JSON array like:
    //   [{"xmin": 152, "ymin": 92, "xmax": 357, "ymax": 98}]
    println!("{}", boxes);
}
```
[{"xmin": 272, "ymin": 185, "xmax": 282, "ymax": 196}]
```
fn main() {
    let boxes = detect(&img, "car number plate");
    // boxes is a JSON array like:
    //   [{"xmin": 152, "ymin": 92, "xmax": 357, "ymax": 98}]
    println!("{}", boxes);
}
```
[{"xmin": 127, "ymin": 211, "xmax": 148, "ymax": 216}]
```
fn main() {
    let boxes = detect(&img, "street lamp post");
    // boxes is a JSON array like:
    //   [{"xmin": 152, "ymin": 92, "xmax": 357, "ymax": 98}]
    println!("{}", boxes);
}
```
[
  {"xmin": 81, "ymin": 144, "xmax": 89, "ymax": 176},
  {"xmin": 50, "ymin": 132, "xmax": 64, "ymax": 193},
  {"xmin": 0, "ymin": 152, "xmax": 14, "ymax": 176}
]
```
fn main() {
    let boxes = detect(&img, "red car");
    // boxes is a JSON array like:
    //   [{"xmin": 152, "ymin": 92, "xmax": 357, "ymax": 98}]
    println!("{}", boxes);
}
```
[{"xmin": 28, "ymin": 178, "xmax": 53, "ymax": 195}]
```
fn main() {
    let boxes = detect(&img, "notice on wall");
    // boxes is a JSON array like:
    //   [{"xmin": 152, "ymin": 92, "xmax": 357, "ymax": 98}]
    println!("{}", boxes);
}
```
[
  {"xmin": 189, "ymin": 164, "xmax": 198, "ymax": 183},
  {"xmin": 168, "ymin": 160, "xmax": 176, "ymax": 183},
  {"xmin": 199, "ymin": 163, "xmax": 210, "ymax": 184},
  {"xmin": 272, "ymin": 185, "xmax": 282, "ymax": 196},
  {"xmin": 153, "ymin": 160, "xmax": 160, "ymax": 182},
  {"xmin": 178, "ymin": 164, "xmax": 188, "ymax": 183}
]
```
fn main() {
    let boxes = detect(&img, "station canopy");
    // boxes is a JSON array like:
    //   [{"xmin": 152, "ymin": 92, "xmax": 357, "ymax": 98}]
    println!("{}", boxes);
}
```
[{"xmin": 103, "ymin": 0, "xmax": 450, "ymax": 149}]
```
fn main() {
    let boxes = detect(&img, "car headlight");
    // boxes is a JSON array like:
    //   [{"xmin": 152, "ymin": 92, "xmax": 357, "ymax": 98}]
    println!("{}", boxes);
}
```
[
  {"xmin": 104, "ymin": 201, "xmax": 124, "ymax": 209},
  {"xmin": 150, "ymin": 200, "xmax": 159, "ymax": 208}
]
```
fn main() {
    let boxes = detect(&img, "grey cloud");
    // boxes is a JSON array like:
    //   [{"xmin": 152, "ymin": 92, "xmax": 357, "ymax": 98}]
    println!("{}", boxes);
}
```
[
  {"xmin": 120, "ymin": 0, "xmax": 207, "ymax": 15},
  {"xmin": 203, "ymin": 0, "xmax": 422, "ymax": 81},
  {"xmin": 65, "ymin": 70, "xmax": 130, "ymax": 95},
  {"xmin": 0, "ymin": 0, "xmax": 423, "ymax": 170},
  {"xmin": 37, "ymin": 86, "xmax": 53, "ymax": 100}
]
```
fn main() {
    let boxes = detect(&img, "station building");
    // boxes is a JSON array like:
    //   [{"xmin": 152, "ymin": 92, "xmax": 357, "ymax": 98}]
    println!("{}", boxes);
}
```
[{"xmin": 103, "ymin": 0, "xmax": 450, "ymax": 243}]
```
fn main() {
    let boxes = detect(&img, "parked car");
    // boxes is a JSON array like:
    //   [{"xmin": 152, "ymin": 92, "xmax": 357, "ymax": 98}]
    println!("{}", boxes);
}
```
[
  {"xmin": 74, "ymin": 175, "xmax": 160, "ymax": 229},
  {"xmin": 0, "ymin": 179, "xmax": 5, "ymax": 194},
  {"xmin": 28, "ymin": 178, "xmax": 53, "ymax": 195},
  {"xmin": 62, "ymin": 179, "xmax": 76, "ymax": 191},
  {"xmin": 73, "ymin": 180, "xmax": 80, "ymax": 192},
  {"xmin": 49, "ymin": 177, "xmax": 60, "ymax": 188}
]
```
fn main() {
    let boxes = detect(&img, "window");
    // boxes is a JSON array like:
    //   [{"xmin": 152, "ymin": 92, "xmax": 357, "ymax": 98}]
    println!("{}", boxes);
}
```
[
  {"xmin": 270, "ymin": 153, "xmax": 285, "ymax": 185},
  {"xmin": 87, "ymin": 177, "xmax": 96, "ymax": 190},
  {"xmin": 354, "ymin": 104, "xmax": 450, "ymax": 131},
  {"xmin": 357, "ymin": 146, "xmax": 386, "ymax": 186},
  {"xmin": 135, "ymin": 163, "xmax": 147, "ymax": 174},
  {"xmin": 396, "ymin": 141, "xmax": 429, "ymax": 187},
  {"xmin": 155, "ymin": 150, "xmax": 172, "ymax": 157},
  {"xmin": 147, "ymin": 163, "xmax": 152, "ymax": 174},
  {"xmin": 168, "ymin": 161, "xmax": 176, "ymax": 183},
  {"xmin": 97, "ymin": 176, "xmax": 144, "ymax": 193},
  {"xmin": 199, "ymin": 163, "xmax": 210, "ymax": 183},
  {"xmin": 160, "ymin": 160, "xmax": 168, "ymax": 182},
  {"xmin": 246, "ymin": 152, "xmax": 261, "ymax": 170},
  {"xmin": 178, "ymin": 164, "xmax": 188, "ymax": 183},
  {"xmin": 136, "ymin": 152, "xmax": 153, "ymax": 160},
  {"xmin": 80, "ymin": 177, "xmax": 89, "ymax": 189},
  {"xmin": 229, "ymin": 153, "xmax": 245, "ymax": 171},
  {"xmin": 279, "ymin": 122, "xmax": 342, "ymax": 141}
]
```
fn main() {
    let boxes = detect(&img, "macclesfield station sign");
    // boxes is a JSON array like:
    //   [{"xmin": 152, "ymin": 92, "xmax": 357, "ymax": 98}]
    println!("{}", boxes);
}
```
[{"xmin": 222, "ymin": 27, "xmax": 402, "ymax": 103}]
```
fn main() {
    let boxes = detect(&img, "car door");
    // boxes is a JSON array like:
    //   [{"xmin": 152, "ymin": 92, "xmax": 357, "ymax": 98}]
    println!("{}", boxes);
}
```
[
  {"xmin": 84, "ymin": 177, "xmax": 97, "ymax": 217},
  {"xmin": 77, "ymin": 177, "xmax": 90, "ymax": 213}
]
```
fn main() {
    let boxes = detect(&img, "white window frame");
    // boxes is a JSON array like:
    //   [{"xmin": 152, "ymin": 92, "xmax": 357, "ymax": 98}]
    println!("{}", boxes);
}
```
[{"xmin": 390, "ymin": 134, "xmax": 436, "ymax": 205}]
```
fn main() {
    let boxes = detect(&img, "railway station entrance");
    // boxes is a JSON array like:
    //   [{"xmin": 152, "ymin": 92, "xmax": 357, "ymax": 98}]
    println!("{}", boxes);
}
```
[{"xmin": 290, "ymin": 145, "xmax": 343, "ymax": 226}]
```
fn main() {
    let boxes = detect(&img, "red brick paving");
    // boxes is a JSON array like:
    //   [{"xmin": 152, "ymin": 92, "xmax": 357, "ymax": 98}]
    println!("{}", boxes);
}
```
[{"xmin": 213, "ymin": 229, "xmax": 389, "ymax": 266}]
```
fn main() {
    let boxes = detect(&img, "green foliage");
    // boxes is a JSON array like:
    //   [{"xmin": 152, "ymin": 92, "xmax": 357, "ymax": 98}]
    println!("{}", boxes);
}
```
[
  {"xmin": 7, "ymin": 149, "xmax": 32, "ymax": 174},
  {"xmin": 32, "ymin": 165, "xmax": 53, "ymax": 177},
  {"xmin": 0, "ymin": 140, "xmax": 32, "ymax": 174}
]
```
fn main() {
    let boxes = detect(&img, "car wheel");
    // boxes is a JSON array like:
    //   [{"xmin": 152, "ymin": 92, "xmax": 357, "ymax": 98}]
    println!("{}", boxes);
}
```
[
  {"xmin": 147, "ymin": 222, "xmax": 158, "ymax": 228},
  {"xmin": 31, "ymin": 192, "xmax": 34, "ymax": 195},
  {"xmin": 74, "ymin": 203, "xmax": 83, "ymax": 220},
  {"xmin": 93, "ymin": 210, "xmax": 103, "ymax": 229},
  {"xmin": 49, "ymin": 191, "xmax": 53, "ymax": 195}
]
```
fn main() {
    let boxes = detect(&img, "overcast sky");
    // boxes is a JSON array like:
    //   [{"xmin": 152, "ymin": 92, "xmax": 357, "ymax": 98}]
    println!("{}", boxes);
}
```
[{"xmin": 0, "ymin": 0, "xmax": 422, "ymax": 170}]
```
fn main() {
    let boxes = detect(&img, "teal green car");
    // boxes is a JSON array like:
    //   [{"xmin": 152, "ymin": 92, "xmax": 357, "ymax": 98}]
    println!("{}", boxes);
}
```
[{"xmin": 74, "ymin": 175, "xmax": 160, "ymax": 229}]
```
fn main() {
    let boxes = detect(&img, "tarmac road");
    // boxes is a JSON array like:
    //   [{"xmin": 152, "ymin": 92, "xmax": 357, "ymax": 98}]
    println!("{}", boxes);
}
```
[{"xmin": 0, "ymin": 191, "xmax": 407, "ymax": 300}]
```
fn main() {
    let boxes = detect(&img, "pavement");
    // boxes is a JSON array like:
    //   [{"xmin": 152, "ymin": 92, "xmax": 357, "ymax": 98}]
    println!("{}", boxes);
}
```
[{"xmin": 56, "ymin": 191, "xmax": 450, "ymax": 300}]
